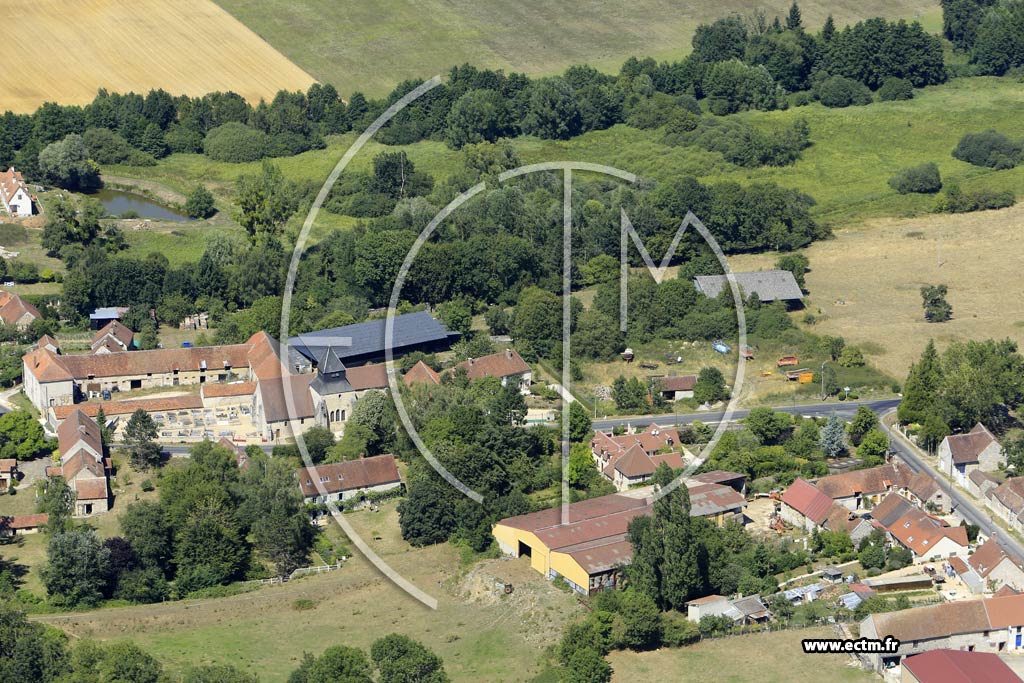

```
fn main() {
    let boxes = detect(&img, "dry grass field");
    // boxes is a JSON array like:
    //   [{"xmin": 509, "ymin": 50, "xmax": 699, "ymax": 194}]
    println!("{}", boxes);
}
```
[
  {"xmin": 0, "ymin": 0, "xmax": 315, "ymax": 113},
  {"xmin": 33, "ymin": 501, "xmax": 581, "ymax": 683},
  {"xmin": 723, "ymin": 202, "xmax": 1024, "ymax": 379}
]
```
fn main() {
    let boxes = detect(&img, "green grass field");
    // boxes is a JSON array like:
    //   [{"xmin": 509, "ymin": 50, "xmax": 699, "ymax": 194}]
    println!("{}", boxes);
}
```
[
  {"xmin": 214, "ymin": 0, "xmax": 939, "ymax": 97},
  {"xmin": 607, "ymin": 627, "xmax": 876, "ymax": 683}
]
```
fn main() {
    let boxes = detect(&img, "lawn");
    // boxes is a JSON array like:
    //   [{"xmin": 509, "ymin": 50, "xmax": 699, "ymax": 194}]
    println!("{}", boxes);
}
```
[
  {"xmin": 0, "ymin": 0, "xmax": 313, "ymax": 113},
  {"xmin": 33, "ymin": 500, "xmax": 582, "ymax": 683},
  {"xmin": 215, "ymin": 0, "xmax": 938, "ymax": 97},
  {"xmin": 607, "ymin": 627, "xmax": 877, "ymax": 683}
]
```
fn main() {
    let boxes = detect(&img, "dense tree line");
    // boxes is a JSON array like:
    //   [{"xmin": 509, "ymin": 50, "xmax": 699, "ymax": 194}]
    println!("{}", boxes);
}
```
[
  {"xmin": 898, "ymin": 338, "xmax": 1024, "ymax": 442},
  {"xmin": 943, "ymin": 0, "xmax": 1024, "ymax": 74},
  {"xmin": 395, "ymin": 374, "xmax": 554, "ymax": 550},
  {"xmin": 627, "ymin": 465, "xmax": 809, "ymax": 609},
  {"xmin": 37, "ymin": 440, "xmax": 315, "ymax": 609}
]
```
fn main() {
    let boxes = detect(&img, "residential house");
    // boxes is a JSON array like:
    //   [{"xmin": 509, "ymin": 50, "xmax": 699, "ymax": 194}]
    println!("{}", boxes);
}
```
[
  {"xmin": 968, "ymin": 537, "xmax": 1024, "ymax": 593},
  {"xmin": 50, "ymin": 409, "xmax": 109, "ymax": 517},
  {"xmin": 0, "ymin": 291, "xmax": 41, "ymax": 330},
  {"xmin": 297, "ymin": 454, "xmax": 402, "ymax": 508},
  {"xmin": 0, "ymin": 459, "xmax": 17, "ymax": 492},
  {"xmin": 601, "ymin": 444, "xmax": 686, "ymax": 491},
  {"xmin": 217, "ymin": 437, "xmax": 250, "ymax": 470},
  {"xmin": 0, "ymin": 167, "xmax": 33, "ymax": 217},
  {"xmin": 859, "ymin": 594, "xmax": 1024, "ymax": 671},
  {"xmin": 781, "ymin": 583, "xmax": 823, "ymax": 606},
  {"xmin": 813, "ymin": 462, "xmax": 911, "ymax": 511},
  {"xmin": 36, "ymin": 334, "xmax": 59, "ymax": 354},
  {"xmin": 453, "ymin": 348, "xmax": 532, "ymax": 395},
  {"xmin": 779, "ymin": 478, "xmax": 834, "ymax": 532},
  {"xmin": 656, "ymin": 375, "xmax": 697, "ymax": 401},
  {"xmin": 686, "ymin": 595, "xmax": 731, "ymax": 622},
  {"xmin": 969, "ymin": 469, "xmax": 1001, "ymax": 499},
  {"xmin": 905, "ymin": 471, "xmax": 950, "ymax": 513},
  {"xmin": 987, "ymin": 478, "xmax": 1024, "ymax": 535},
  {"xmin": 91, "ymin": 321, "xmax": 134, "ymax": 353},
  {"xmin": 694, "ymin": 270, "xmax": 804, "ymax": 303},
  {"xmin": 885, "ymin": 503, "xmax": 968, "ymax": 563},
  {"xmin": 591, "ymin": 424, "xmax": 693, "ymax": 490},
  {"xmin": 938, "ymin": 423, "xmax": 1003, "ymax": 486},
  {"xmin": 901, "ymin": 650, "xmax": 1022, "ymax": 683}
]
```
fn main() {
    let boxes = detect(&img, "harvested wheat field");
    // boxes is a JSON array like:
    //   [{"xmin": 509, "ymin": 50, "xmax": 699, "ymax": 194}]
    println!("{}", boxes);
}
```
[
  {"xmin": 1, "ymin": 0, "xmax": 315, "ymax": 113},
  {"xmin": 725, "ymin": 203, "xmax": 1024, "ymax": 379}
]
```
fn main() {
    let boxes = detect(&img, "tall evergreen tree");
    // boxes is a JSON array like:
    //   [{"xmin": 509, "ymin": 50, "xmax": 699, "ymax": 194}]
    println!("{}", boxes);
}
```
[{"xmin": 786, "ymin": 1, "xmax": 802, "ymax": 29}]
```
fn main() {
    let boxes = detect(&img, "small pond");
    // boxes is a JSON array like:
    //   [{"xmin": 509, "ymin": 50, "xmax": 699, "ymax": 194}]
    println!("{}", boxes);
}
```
[{"xmin": 91, "ymin": 188, "xmax": 192, "ymax": 222}]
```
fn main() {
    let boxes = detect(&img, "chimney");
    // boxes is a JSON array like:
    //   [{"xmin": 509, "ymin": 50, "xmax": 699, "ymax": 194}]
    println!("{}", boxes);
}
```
[
  {"xmin": 468, "ymin": 358, "xmax": 474, "ymax": 366},
  {"xmin": 506, "ymin": 349, "xmax": 512, "ymax": 359}
]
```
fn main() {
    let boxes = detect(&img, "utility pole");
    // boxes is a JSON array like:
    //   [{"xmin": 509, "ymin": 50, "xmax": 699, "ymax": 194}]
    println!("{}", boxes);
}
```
[{"xmin": 820, "ymin": 360, "xmax": 828, "ymax": 400}]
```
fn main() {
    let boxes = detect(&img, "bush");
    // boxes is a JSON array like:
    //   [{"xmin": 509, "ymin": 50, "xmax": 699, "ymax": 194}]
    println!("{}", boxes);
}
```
[
  {"xmin": 952, "ymin": 130, "xmax": 1022, "ymax": 169},
  {"xmin": 816, "ymin": 76, "xmax": 873, "ymax": 108},
  {"xmin": 140, "ymin": 479, "xmax": 155, "ymax": 492},
  {"xmin": 185, "ymin": 185, "xmax": 215, "ymax": 219},
  {"xmin": 877, "ymin": 77, "xmax": 914, "ymax": 101},
  {"xmin": 202, "ymin": 122, "xmax": 270, "ymax": 162},
  {"xmin": 936, "ymin": 183, "xmax": 1016, "ymax": 213},
  {"xmin": 888, "ymin": 162, "xmax": 942, "ymax": 194},
  {"xmin": 292, "ymin": 598, "xmax": 315, "ymax": 611}
]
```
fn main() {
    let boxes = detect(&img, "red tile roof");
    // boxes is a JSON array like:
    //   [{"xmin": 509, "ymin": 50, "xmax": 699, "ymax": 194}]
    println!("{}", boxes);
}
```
[
  {"xmin": 887, "ymin": 507, "xmax": 967, "ymax": 557},
  {"xmin": 26, "ymin": 342, "xmax": 252, "ymax": 383},
  {"xmin": 868, "ymin": 600, "xmax": 990, "ymax": 642},
  {"xmin": 53, "ymin": 395, "xmax": 204, "ymax": 420},
  {"xmin": 346, "ymin": 362, "xmax": 389, "ymax": 391},
  {"xmin": 686, "ymin": 482, "xmax": 745, "ymax": 517},
  {"xmin": 454, "ymin": 349, "xmax": 530, "ymax": 381},
  {"xmin": 969, "ymin": 537, "xmax": 1024, "ymax": 578},
  {"xmin": 8, "ymin": 513, "xmax": 48, "ymax": 530},
  {"xmin": 296, "ymin": 454, "xmax": 401, "ymax": 498},
  {"xmin": 73, "ymin": 478, "xmax": 108, "ymax": 501},
  {"xmin": 57, "ymin": 409, "xmax": 101, "ymax": 456},
  {"xmin": 781, "ymin": 478, "xmax": 833, "ymax": 525},
  {"xmin": 63, "ymin": 450, "xmax": 105, "ymax": 480},
  {"xmin": 659, "ymin": 375, "xmax": 697, "ymax": 392},
  {"xmin": 903, "ymin": 650, "xmax": 1021, "ymax": 683},
  {"xmin": 0, "ymin": 292, "xmax": 41, "ymax": 326},
  {"xmin": 91, "ymin": 321, "xmax": 134, "ymax": 349},
  {"xmin": 403, "ymin": 360, "xmax": 441, "ymax": 386},
  {"xmin": 0, "ymin": 167, "xmax": 29, "ymax": 206},
  {"xmin": 258, "ymin": 374, "xmax": 315, "ymax": 423},
  {"xmin": 0, "ymin": 458, "xmax": 16, "ymax": 473},
  {"xmin": 202, "ymin": 381, "xmax": 256, "ymax": 398},
  {"xmin": 813, "ymin": 463, "xmax": 909, "ymax": 500},
  {"xmin": 983, "ymin": 593, "xmax": 1024, "ymax": 628}
]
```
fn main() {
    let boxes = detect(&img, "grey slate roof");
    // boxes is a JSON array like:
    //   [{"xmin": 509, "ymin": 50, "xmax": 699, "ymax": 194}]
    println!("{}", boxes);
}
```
[
  {"xmin": 289, "ymin": 311, "xmax": 455, "ymax": 367},
  {"xmin": 694, "ymin": 270, "xmax": 803, "ymax": 302}
]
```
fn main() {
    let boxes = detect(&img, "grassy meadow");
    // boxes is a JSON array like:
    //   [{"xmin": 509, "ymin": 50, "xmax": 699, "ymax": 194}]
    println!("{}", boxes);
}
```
[
  {"xmin": 215, "ymin": 0, "xmax": 939, "ymax": 97},
  {"xmin": 32, "ymin": 500, "xmax": 581, "ymax": 683},
  {"xmin": 0, "ymin": 0, "xmax": 314, "ymax": 114},
  {"xmin": 607, "ymin": 627, "xmax": 876, "ymax": 683},
  {"xmin": 103, "ymin": 77, "xmax": 1024, "ymax": 233}
]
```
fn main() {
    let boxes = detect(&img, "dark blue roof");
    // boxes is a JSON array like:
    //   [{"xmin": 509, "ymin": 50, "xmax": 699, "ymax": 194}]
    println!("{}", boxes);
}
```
[{"xmin": 289, "ymin": 310, "xmax": 454, "ymax": 365}]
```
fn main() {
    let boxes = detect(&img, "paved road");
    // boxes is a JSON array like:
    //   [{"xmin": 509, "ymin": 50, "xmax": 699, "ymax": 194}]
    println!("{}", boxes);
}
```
[
  {"xmin": 591, "ymin": 398, "xmax": 901, "ymax": 431},
  {"xmin": 880, "ymin": 412, "xmax": 1024, "ymax": 561}
]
